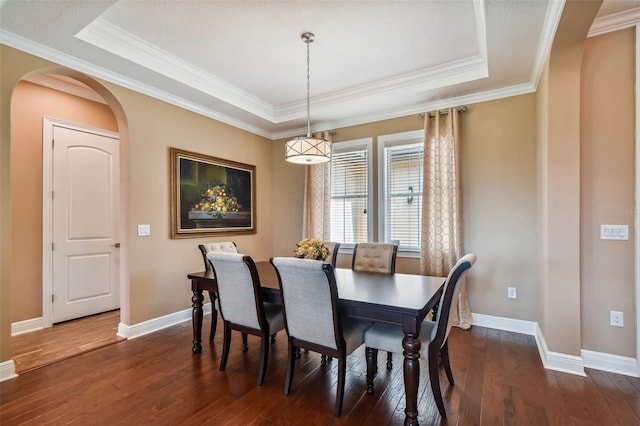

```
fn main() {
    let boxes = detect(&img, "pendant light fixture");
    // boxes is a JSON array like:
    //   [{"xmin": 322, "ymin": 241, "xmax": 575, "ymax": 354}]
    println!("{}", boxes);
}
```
[{"xmin": 285, "ymin": 32, "xmax": 331, "ymax": 164}]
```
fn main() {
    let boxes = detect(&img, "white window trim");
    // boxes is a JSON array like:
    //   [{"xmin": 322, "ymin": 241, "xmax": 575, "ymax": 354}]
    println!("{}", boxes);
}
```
[
  {"xmin": 331, "ymin": 137, "xmax": 374, "ymax": 250},
  {"xmin": 377, "ymin": 130, "xmax": 424, "ymax": 255}
]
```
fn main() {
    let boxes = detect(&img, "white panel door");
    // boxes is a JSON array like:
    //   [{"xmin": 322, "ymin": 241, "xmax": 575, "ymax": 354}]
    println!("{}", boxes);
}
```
[{"xmin": 52, "ymin": 124, "xmax": 120, "ymax": 323}]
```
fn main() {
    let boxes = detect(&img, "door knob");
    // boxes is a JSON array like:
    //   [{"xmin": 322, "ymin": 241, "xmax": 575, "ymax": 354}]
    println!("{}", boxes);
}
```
[{"xmin": 112, "ymin": 243, "xmax": 121, "ymax": 248}]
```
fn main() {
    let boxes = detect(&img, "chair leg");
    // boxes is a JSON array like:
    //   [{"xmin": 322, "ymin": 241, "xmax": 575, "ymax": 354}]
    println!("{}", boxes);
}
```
[
  {"xmin": 208, "ymin": 291, "xmax": 217, "ymax": 341},
  {"xmin": 220, "ymin": 322, "xmax": 231, "ymax": 372},
  {"xmin": 429, "ymin": 345, "xmax": 447, "ymax": 418},
  {"xmin": 365, "ymin": 347, "xmax": 378, "ymax": 395},
  {"xmin": 284, "ymin": 340, "xmax": 296, "ymax": 395},
  {"xmin": 242, "ymin": 332, "xmax": 248, "ymax": 352},
  {"xmin": 386, "ymin": 351, "xmax": 393, "ymax": 370},
  {"xmin": 334, "ymin": 354, "xmax": 346, "ymax": 417},
  {"xmin": 441, "ymin": 340, "xmax": 454, "ymax": 385},
  {"xmin": 257, "ymin": 333, "xmax": 270, "ymax": 386}
]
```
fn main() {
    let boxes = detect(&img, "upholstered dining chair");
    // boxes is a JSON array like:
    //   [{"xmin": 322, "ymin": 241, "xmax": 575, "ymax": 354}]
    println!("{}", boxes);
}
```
[
  {"xmin": 206, "ymin": 252, "xmax": 285, "ymax": 386},
  {"xmin": 351, "ymin": 242, "xmax": 398, "ymax": 369},
  {"xmin": 271, "ymin": 257, "xmax": 372, "ymax": 417},
  {"xmin": 351, "ymin": 242, "xmax": 398, "ymax": 274},
  {"xmin": 323, "ymin": 241, "xmax": 341, "ymax": 268},
  {"xmin": 198, "ymin": 242, "xmax": 239, "ymax": 342},
  {"xmin": 363, "ymin": 253, "xmax": 476, "ymax": 419}
]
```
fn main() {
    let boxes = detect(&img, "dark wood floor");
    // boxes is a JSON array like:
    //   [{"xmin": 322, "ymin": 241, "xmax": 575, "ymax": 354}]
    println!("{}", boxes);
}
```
[
  {"xmin": 2, "ymin": 316, "xmax": 639, "ymax": 425},
  {"xmin": 11, "ymin": 310, "xmax": 124, "ymax": 373}
]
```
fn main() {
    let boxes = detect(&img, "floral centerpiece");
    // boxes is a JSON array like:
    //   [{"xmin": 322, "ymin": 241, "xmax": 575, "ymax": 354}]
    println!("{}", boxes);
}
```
[
  {"xmin": 293, "ymin": 238, "xmax": 330, "ymax": 261},
  {"xmin": 192, "ymin": 183, "xmax": 241, "ymax": 219}
]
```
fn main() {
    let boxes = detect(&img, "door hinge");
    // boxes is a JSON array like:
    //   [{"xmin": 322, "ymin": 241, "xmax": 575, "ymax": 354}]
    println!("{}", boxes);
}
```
[
  {"xmin": 51, "ymin": 294, "xmax": 54, "ymax": 303},
  {"xmin": 52, "ymin": 138, "xmax": 55, "ymax": 148},
  {"xmin": 51, "ymin": 190, "xmax": 54, "ymax": 200},
  {"xmin": 52, "ymin": 242, "xmax": 55, "ymax": 250}
]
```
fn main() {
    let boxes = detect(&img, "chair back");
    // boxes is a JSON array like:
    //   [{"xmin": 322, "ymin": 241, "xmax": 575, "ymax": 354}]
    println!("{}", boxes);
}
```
[
  {"xmin": 199, "ymin": 241, "xmax": 238, "ymax": 271},
  {"xmin": 352, "ymin": 243, "xmax": 398, "ymax": 274},
  {"xmin": 323, "ymin": 241, "xmax": 341, "ymax": 268},
  {"xmin": 271, "ymin": 257, "xmax": 342, "ymax": 350},
  {"xmin": 206, "ymin": 252, "xmax": 265, "ymax": 331},
  {"xmin": 431, "ymin": 254, "xmax": 476, "ymax": 348}
]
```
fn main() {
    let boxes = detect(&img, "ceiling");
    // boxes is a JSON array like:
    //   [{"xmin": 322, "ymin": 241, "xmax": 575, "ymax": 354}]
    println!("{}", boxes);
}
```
[{"xmin": 1, "ymin": 0, "xmax": 639, "ymax": 140}]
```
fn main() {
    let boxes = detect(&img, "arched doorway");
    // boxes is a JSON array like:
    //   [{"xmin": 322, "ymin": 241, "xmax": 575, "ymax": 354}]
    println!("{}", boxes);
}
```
[{"xmin": 9, "ymin": 70, "xmax": 129, "ymax": 372}]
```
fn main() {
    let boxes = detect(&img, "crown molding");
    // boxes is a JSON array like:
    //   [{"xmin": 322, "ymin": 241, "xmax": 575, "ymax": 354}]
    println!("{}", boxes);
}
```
[
  {"xmin": 275, "ymin": 0, "xmax": 489, "ymax": 122},
  {"xmin": 275, "ymin": 55, "xmax": 488, "ymax": 122},
  {"xmin": 79, "ymin": 19, "xmax": 489, "ymax": 126},
  {"xmin": 274, "ymin": 82, "xmax": 536, "ymax": 140},
  {"xmin": 473, "ymin": 0, "xmax": 488, "ymax": 62},
  {"xmin": 589, "ymin": 6, "xmax": 640, "ymax": 37},
  {"xmin": 23, "ymin": 74, "xmax": 107, "ymax": 104},
  {"xmin": 75, "ymin": 18, "xmax": 276, "ymax": 122},
  {"xmin": 0, "ymin": 29, "xmax": 273, "ymax": 139},
  {"xmin": 530, "ymin": 0, "xmax": 565, "ymax": 89}
]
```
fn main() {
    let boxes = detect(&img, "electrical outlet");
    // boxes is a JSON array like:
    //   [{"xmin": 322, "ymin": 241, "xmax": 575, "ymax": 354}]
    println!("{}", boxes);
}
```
[
  {"xmin": 508, "ymin": 287, "xmax": 517, "ymax": 299},
  {"xmin": 610, "ymin": 311, "xmax": 624, "ymax": 327}
]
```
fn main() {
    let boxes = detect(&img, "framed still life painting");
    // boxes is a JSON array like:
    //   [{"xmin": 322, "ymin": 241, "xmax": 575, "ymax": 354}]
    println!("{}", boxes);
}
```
[{"xmin": 170, "ymin": 148, "xmax": 256, "ymax": 238}]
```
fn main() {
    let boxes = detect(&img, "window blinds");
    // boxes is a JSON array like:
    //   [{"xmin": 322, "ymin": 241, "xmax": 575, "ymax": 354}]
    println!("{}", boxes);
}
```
[
  {"xmin": 383, "ymin": 143, "xmax": 423, "ymax": 250},
  {"xmin": 330, "ymin": 149, "xmax": 368, "ymax": 244}
]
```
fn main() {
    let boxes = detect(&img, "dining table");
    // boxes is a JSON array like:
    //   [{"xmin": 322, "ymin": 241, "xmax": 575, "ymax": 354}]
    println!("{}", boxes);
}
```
[{"xmin": 187, "ymin": 261, "xmax": 445, "ymax": 426}]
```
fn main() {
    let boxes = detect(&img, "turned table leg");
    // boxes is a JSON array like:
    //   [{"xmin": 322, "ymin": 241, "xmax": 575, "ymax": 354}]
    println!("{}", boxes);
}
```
[
  {"xmin": 191, "ymin": 288, "xmax": 204, "ymax": 353},
  {"xmin": 402, "ymin": 322, "xmax": 421, "ymax": 426}
]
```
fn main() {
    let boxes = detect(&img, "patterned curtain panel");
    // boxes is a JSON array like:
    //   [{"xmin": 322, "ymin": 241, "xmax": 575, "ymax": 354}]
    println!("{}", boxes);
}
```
[
  {"xmin": 302, "ymin": 131, "xmax": 331, "ymax": 240},
  {"xmin": 420, "ymin": 108, "xmax": 472, "ymax": 329}
]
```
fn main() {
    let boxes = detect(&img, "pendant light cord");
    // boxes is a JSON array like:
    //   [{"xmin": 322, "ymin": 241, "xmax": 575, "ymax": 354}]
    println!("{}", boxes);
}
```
[{"xmin": 305, "ymin": 36, "xmax": 311, "ymax": 138}]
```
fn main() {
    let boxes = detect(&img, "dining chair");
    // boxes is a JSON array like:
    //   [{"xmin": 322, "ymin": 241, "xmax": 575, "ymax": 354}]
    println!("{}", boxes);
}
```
[
  {"xmin": 271, "ymin": 257, "xmax": 373, "ymax": 416},
  {"xmin": 351, "ymin": 242, "xmax": 398, "ymax": 369},
  {"xmin": 323, "ymin": 241, "xmax": 341, "ymax": 268},
  {"xmin": 198, "ymin": 242, "xmax": 242, "ymax": 343},
  {"xmin": 206, "ymin": 252, "xmax": 285, "ymax": 386},
  {"xmin": 351, "ymin": 242, "xmax": 398, "ymax": 274},
  {"xmin": 363, "ymin": 253, "xmax": 476, "ymax": 419}
]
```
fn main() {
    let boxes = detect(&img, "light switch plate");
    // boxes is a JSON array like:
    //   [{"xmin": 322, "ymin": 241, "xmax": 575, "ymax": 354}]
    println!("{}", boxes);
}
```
[{"xmin": 137, "ymin": 224, "xmax": 151, "ymax": 236}]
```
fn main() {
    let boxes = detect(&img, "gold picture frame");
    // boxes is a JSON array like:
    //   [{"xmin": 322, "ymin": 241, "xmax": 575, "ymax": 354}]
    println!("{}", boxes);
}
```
[{"xmin": 170, "ymin": 148, "xmax": 256, "ymax": 238}]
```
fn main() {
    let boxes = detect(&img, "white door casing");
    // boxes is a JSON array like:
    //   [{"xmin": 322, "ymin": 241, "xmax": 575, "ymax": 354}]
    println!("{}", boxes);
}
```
[{"xmin": 43, "ymin": 117, "xmax": 120, "ymax": 325}]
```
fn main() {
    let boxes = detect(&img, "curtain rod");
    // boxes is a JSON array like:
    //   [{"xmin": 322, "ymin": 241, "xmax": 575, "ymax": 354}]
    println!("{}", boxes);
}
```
[{"xmin": 417, "ymin": 106, "xmax": 467, "ymax": 120}]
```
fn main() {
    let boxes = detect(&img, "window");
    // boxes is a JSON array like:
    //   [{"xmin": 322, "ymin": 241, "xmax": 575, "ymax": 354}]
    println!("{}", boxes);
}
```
[
  {"xmin": 329, "ymin": 132, "xmax": 424, "ymax": 253},
  {"xmin": 379, "ymin": 131, "xmax": 424, "ymax": 251},
  {"xmin": 330, "ymin": 138, "xmax": 373, "ymax": 245}
]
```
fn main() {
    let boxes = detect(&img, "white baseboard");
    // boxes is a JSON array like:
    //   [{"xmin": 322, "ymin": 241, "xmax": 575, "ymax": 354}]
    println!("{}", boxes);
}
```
[
  {"xmin": 11, "ymin": 317, "xmax": 44, "ymax": 336},
  {"xmin": 582, "ymin": 349, "xmax": 639, "ymax": 377},
  {"xmin": 0, "ymin": 360, "xmax": 18, "ymax": 382},
  {"xmin": 118, "ymin": 302, "xmax": 212, "ymax": 339},
  {"xmin": 472, "ymin": 312, "xmax": 537, "ymax": 335},
  {"xmin": 475, "ymin": 314, "xmax": 639, "ymax": 378},
  {"xmin": 472, "ymin": 313, "xmax": 588, "ymax": 377}
]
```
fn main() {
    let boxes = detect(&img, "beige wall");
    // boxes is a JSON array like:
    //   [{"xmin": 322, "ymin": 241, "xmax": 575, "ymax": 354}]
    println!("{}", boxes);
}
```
[
  {"xmin": 101, "ymin": 85, "xmax": 274, "ymax": 325},
  {"xmin": 580, "ymin": 27, "xmax": 636, "ymax": 357},
  {"xmin": 537, "ymin": 0, "xmax": 602, "ymax": 356},
  {"xmin": 463, "ymin": 95, "xmax": 539, "ymax": 320},
  {"xmin": 272, "ymin": 99, "xmax": 540, "ymax": 321},
  {"xmin": 10, "ymin": 81, "xmax": 118, "ymax": 322}
]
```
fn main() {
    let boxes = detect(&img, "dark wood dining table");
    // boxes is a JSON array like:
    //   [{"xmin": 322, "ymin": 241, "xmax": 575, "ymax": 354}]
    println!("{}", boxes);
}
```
[{"xmin": 187, "ymin": 261, "xmax": 445, "ymax": 426}]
